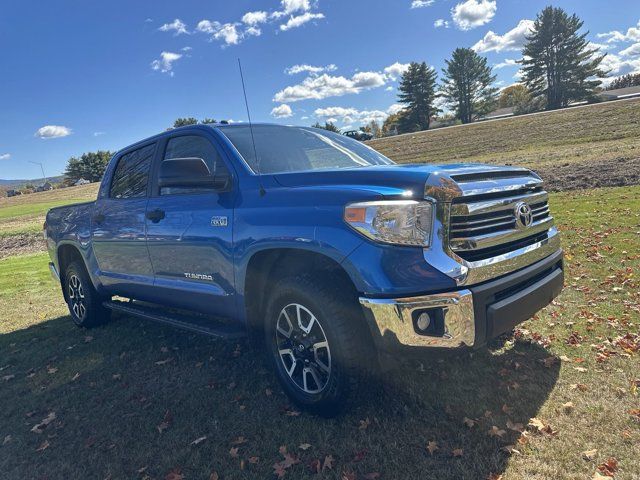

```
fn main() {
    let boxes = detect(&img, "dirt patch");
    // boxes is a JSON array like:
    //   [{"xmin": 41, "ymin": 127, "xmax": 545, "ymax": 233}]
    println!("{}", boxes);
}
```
[
  {"xmin": 534, "ymin": 156, "xmax": 640, "ymax": 192},
  {"xmin": 0, "ymin": 233, "xmax": 45, "ymax": 260}
]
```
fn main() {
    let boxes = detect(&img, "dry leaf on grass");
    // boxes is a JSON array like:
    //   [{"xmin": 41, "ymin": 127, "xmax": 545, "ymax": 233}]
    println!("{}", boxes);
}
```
[
  {"xmin": 157, "ymin": 410, "xmax": 172, "ymax": 434},
  {"xmin": 426, "ymin": 441, "xmax": 438, "ymax": 455},
  {"xmin": 488, "ymin": 426, "xmax": 507, "ymax": 438},
  {"xmin": 596, "ymin": 457, "xmax": 618, "ymax": 477},
  {"xmin": 35, "ymin": 440, "xmax": 50, "ymax": 452},
  {"xmin": 31, "ymin": 412, "xmax": 56, "ymax": 434},
  {"xmin": 452, "ymin": 448, "xmax": 464, "ymax": 457},
  {"xmin": 463, "ymin": 417, "xmax": 476, "ymax": 428},
  {"xmin": 562, "ymin": 402, "xmax": 575, "ymax": 413},
  {"xmin": 190, "ymin": 436, "xmax": 207, "ymax": 446},
  {"xmin": 582, "ymin": 449, "xmax": 598, "ymax": 461},
  {"xmin": 298, "ymin": 443, "xmax": 312, "ymax": 450}
]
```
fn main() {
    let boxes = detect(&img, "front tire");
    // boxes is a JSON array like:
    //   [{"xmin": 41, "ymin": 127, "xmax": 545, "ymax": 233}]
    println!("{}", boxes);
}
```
[
  {"xmin": 265, "ymin": 273, "xmax": 375, "ymax": 416},
  {"xmin": 63, "ymin": 261, "xmax": 110, "ymax": 328}
]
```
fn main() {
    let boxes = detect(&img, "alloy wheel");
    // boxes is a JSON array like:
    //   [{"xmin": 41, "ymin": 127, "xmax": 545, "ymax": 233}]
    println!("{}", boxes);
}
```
[
  {"xmin": 67, "ymin": 274, "xmax": 87, "ymax": 321},
  {"xmin": 275, "ymin": 303, "xmax": 331, "ymax": 394}
]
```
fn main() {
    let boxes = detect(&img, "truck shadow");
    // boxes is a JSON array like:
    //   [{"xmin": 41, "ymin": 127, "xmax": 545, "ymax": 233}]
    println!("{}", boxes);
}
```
[{"xmin": 0, "ymin": 314, "xmax": 559, "ymax": 480}]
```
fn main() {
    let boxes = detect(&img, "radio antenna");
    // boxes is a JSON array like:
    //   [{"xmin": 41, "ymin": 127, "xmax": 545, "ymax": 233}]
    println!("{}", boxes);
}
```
[{"xmin": 237, "ymin": 58, "xmax": 265, "ymax": 195}]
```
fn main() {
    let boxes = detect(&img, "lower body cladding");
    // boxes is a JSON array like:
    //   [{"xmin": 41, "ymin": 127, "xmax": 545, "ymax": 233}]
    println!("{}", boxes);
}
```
[{"xmin": 359, "ymin": 249, "xmax": 564, "ymax": 356}]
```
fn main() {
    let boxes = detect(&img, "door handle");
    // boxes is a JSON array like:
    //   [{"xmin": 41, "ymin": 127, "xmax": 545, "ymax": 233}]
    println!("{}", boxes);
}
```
[
  {"xmin": 93, "ymin": 213, "xmax": 105, "ymax": 224},
  {"xmin": 146, "ymin": 209, "xmax": 166, "ymax": 223}
]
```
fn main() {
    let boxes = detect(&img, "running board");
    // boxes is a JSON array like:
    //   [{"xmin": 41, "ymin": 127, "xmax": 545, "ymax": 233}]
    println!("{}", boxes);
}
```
[{"xmin": 103, "ymin": 300, "xmax": 246, "ymax": 339}]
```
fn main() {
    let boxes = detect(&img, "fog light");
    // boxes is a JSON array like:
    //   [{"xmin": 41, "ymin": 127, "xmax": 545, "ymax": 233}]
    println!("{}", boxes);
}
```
[{"xmin": 416, "ymin": 312, "xmax": 431, "ymax": 331}]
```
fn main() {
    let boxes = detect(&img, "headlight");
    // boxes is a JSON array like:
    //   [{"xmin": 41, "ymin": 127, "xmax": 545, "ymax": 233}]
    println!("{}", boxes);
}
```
[{"xmin": 344, "ymin": 200, "xmax": 433, "ymax": 247}]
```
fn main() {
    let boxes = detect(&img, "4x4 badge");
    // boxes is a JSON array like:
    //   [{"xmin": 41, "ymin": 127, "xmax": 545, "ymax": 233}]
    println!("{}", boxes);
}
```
[{"xmin": 211, "ymin": 216, "xmax": 228, "ymax": 227}]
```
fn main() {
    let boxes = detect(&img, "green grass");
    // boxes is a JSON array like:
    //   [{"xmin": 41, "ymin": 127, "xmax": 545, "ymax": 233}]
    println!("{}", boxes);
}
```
[
  {"xmin": 368, "ymin": 98, "xmax": 640, "ymax": 169},
  {"xmin": 1, "ymin": 186, "xmax": 638, "ymax": 480}
]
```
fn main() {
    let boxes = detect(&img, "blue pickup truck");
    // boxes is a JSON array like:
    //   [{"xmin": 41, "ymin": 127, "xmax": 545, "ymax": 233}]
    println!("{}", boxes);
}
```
[{"xmin": 45, "ymin": 123, "xmax": 563, "ymax": 414}]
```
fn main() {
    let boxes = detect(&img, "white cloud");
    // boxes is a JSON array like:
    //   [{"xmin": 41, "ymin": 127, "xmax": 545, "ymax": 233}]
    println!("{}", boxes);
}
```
[
  {"xmin": 385, "ymin": 86, "xmax": 394, "ymax": 91},
  {"xmin": 494, "ymin": 58, "xmax": 519, "ymax": 69},
  {"xmin": 274, "ymin": 69, "xmax": 388, "ymax": 103},
  {"xmin": 151, "ymin": 51, "xmax": 182, "ymax": 75},
  {"xmin": 384, "ymin": 62, "xmax": 410, "ymax": 80},
  {"xmin": 451, "ymin": 0, "xmax": 496, "ymax": 31},
  {"xmin": 599, "ymin": 52, "xmax": 640, "ymax": 77},
  {"xmin": 281, "ymin": 0, "xmax": 311, "ymax": 14},
  {"xmin": 159, "ymin": 18, "xmax": 188, "ymax": 35},
  {"xmin": 181, "ymin": 46, "xmax": 192, "ymax": 52},
  {"xmin": 242, "ymin": 11, "xmax": 268, "ymax": 26},
  {"xmin": 285, "ymin": 64, "xmax": 337, "ymax": 75},
  {"xmin": 35, "ymin": 125, "xmax": 72, "ymax": 139},
  {"xmin": 271, "ymin": 104, "xmax": 294, "ymax": 118},
  {"xmin": 387, "ymin": 104, "xmax": 405, "ymax": 115},
  {"xmin": 279, "ymin": 12, "xmax": 325, "ymax": 31},
  {"xmin": 472, "ymin": 19, "xmax": 534, "ymax": 52},
  {"xmin": 434, "ymin": 19, "xmax": 450, "ymax": 28},
  {"xmin": 93, "ymin": 131, "xmax": 106, "ymax": 137},
  {"xmin": 620, "ymin": 42, "xmax": 640, "ymax": 57},
  {"xmin": 197, "ymin": 21, "xmax": 243, "ymax": 45},
  {"xmin": 597, "ymin": 20, "xmax": 640, "ymax": 43},
  {"xmin": 315, "ymin": 106, "xmax": 389, "ymax": 125},
  {"xmin": 0, "ymin": 153, "xmax": 10, "ymax": 160},
  {"xmin": 411, "ymin": 0, "xmax": 434, "ymax": 8}
]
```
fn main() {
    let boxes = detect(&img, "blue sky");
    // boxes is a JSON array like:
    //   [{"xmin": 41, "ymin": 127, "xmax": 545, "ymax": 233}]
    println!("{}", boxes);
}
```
[{"xmin": 1, "ymin": 0, "xmax": 639, "ymax": 179}]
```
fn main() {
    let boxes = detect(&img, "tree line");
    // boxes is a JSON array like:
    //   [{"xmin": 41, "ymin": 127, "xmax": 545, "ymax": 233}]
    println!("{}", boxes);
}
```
[{"xmin": 380, "ymin": 5, "xmax": 607, "ymax": 136}]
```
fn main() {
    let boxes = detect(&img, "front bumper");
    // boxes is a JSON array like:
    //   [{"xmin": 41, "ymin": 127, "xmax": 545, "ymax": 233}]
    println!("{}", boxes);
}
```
[{"xmin": 359, "ymin": 249, "xmax": 563, "ymax": 351}]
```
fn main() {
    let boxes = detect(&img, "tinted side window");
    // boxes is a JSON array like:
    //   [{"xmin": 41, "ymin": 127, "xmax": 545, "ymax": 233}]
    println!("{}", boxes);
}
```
[
  {"xmin": 110, "ymin": 144, "xmax": 155, "ymax": 198},
  {"xmin": 161, "ymin": 135, "xmax": 229, "ymax": 195}
]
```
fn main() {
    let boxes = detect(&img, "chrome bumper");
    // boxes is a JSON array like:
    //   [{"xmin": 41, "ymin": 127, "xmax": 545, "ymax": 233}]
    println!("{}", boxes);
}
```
[
  {"xmin": 359, "ymin": 290, "xmax": 476, "ymax": 348},
  {"xmin": 49, "ymin": 262, "xmax": 60, "ymax": 282}
]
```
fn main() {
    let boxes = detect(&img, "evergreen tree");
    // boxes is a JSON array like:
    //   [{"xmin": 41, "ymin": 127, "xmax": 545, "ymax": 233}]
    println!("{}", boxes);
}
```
[
  {"xmin": 521, "ymin": 6, "xmax": 606, "ymax": 110},
  {"xmin": 441, "ymin": 48, "xmax": 498, "ymax": 124},
  {"xmin": 311, "ymin": 121, "xmax": 340, "ymax": 133},
  {"xmin": 173, "ymin": 117, "xmax": 199, "ymax": 127},
  {"xmin": 605, "ymin": 73, "xmax": 640, "ymax": 90},
  {"xmin": 397, "ymin": 62, "xmax": 438, "ymax": 133}
]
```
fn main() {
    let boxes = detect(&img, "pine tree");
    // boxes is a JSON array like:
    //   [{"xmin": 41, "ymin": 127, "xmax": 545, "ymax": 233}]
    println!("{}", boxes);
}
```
[
  {"xmin": 441, "ymin": 48, "xmax": 498, "ymax": 124},
  {"xmin": 521, "ymin": 6, "xmax": 606, "ymax": 110},
  {"xmin": 397, "ymin": 62, "xmax": 438, "ymax": 133}
]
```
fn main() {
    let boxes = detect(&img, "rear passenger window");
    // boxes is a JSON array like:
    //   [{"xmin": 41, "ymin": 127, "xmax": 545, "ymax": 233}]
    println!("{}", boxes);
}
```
[
  {"xmin": 110, "ymin": 144, "xmax": 155, "ymax": 198},
  {"xmin": 160, "ymin": 135, "xmax": 229, "ymax": 195}
]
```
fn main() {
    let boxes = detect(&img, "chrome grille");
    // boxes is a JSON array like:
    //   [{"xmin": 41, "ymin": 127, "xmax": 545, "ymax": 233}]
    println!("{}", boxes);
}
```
[{"xmin": 447, "ymin": 178, "xmax": 553, "ymax": 263}]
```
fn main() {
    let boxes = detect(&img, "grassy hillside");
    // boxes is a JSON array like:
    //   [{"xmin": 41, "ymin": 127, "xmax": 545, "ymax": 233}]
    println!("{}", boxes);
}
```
[
  {"xmin": 1, "ymin": 185, "xmax": 638, "ymax": 479},
  {"xmin": 369, "ymin": 98, "xmax": 640, "ymax": 170}
]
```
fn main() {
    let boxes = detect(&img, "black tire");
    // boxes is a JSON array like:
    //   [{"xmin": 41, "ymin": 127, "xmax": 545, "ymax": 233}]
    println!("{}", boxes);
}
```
[
  {"xmin": 63, "ymin": 260, "xmax": 110, "ymax": 328},
  {"xmin": 264, "ymin": 273, "xmax": 376, "ymax": 416}
]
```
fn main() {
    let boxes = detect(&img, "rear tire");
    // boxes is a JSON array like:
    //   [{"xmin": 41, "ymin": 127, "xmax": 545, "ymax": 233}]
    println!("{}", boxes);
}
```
[
  {"xmin": 63, "ymin": 260, "xmax": 110, "ymax": 328},
  {"xmin": 265, "ymin": 273, "xmax": 376, "ymax": 416}
]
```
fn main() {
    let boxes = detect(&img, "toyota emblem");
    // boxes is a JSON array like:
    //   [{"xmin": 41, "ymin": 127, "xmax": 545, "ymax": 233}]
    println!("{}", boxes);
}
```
[{"xmin": 514, "ymin": 202, "xmax": 533, "ymax": 229}]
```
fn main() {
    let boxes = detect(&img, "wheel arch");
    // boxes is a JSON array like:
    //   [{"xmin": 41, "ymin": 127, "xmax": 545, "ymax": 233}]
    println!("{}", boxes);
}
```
[
  {"xmin": 56, "ymin": 243, "xmax": 89, "ymax": 300},
  {"xmin": 243, "ymin": 248, "xmax": 361, "ymax": 333}
]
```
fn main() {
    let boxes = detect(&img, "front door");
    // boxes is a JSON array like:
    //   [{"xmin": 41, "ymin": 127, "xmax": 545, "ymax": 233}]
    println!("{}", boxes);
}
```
[
  {"xmin": 91, "ymin": 142, "xmax": 156, "ymax": 297},
  {"xmin": 144, "ymin": 132, "xmax": 237, "ymax": 317}
]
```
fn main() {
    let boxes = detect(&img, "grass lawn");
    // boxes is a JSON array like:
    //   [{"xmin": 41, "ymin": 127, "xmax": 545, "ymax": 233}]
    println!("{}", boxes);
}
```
[{"xmin": 0, "ymin": 186, "xmax": 638, "ymax": 480}]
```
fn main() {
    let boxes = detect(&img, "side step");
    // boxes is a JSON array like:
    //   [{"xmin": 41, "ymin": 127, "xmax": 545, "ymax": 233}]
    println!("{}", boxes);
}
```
[{"xmin": 103, "ymin": 300, "xmax": 246, "ymax": 339}]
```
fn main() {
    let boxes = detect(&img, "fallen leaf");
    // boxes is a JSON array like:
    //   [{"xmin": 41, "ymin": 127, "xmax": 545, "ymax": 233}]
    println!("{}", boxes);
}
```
[
  {"xmin": 582, "ymin": 449, "xmax": 598, "ymax": 461},
  {"xmin": 155, "ymin": 358, "xmax": 173, "ymax": 366},
  {"xmin": 71, "ymin": 372, "xmax": 80, "ymax": 381},
  {"xmin": 501, "ymin": 404, "xmax": 513, "ymax": 415},
  {"xmin": 452, "ymin": 448, "xmax": 464, "ymax": 457},
  {"xmin": 164, "ymin": 469, "xmax": 184, "ymax": 480},
  {"xmin": 501, "ymin": 445, "xmax": 521, "ymax": 455},
  {"xmin": 323, "ymin": 454, "xmax": 335, "ymax": 471},
  {"xmin": 596, "ymin": 457, "xmax": 618, "ymax": 477},
  {"xmin": 84, "ymin": 335, "xmax": 93, "ymax": 343},
  {"xmin": 562, "ymin": 402, "xmax": 575, "ymax": 413},
  {"xmin": 527, "ymin": 417, "xmax": 545, "ymax": 432},
  {"xmin": 487, "ymin": 474, "xmax": 503, "ymax": 480},
  {"xmin": 488, "ymin": 426, "xmax": 507, "ymax": 438},
  {"xmin": 426, "ymin": 441, "xmax": 438, "ymax": 455},
  {"xmin": 31, "ymin": 412, "xmax": 56, "ymax": 433},
  {"xmin": 248, "ymin": 456, "xmax": 259, "ymax": 464},
  {"xmin": 47, "ymin": 367, "xmax": 58, "ymax": 374},
  {"xmin": 2, "ymin": 374, "xmax": 15, "ymax": 382},
  {"xmin": 229, "ymin": 447, "xmax": 239, "ymax": 458},
  {"xmin": 342, "ymin": 472, "xmax": 356, "ymax": 480},
  {"xmin": 273, "ymin": 462, "xmax": 286, "ymax": 479},
  {"xmin": 359, "ymin": 418, "xmax": 371, "ymax": 430},
  {"xmin": 265, "ymin": 388, "xmax": 273, "ymax": 396},
  {"xmin": 463, "ymin": 417, "xmax": 476, "ymax": 428},
  {"xmin": 571, "ymin": 383, "xmax": 588, "ymax": 392},
  {"xmin": 506, "ymin": 420, "xmax": 524, "ymax": 432},
  {"xmin": 574, "ymin": 366, "xmax": 588, "ymax": 373},
  {"xmin": 209, "ymin": 473, "xmax": 219, "ymax": 480},
  {"xmin": 190, "ymin": 436, "xmax": 207, "ymax": 446},
  {"xmin": 298, "ymin": 443, "xmax": 312, "ymax": 450},
  {"xmin": 157, "ymin": 410, "xmax": 172, "ymax": 434},
  {"xmin": 3, "ymin": 435, "xmax": 11, "ymax": 445},
  {"xmin": 112, "ymin": 373, "xmax": 121, "ymax": 380},
  {"xmin": 35, "ymin": 440, "xmax": 50, "ymax": 452},
  {"xmin": 231, "ymin": 436, "xmax": 248, "ymax": 445}
]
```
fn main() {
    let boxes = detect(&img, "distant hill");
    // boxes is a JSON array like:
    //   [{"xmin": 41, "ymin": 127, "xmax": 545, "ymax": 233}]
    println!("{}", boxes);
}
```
[{"xmin": 0, "ymin": 175, "xmax": 65, "ymax": 188}]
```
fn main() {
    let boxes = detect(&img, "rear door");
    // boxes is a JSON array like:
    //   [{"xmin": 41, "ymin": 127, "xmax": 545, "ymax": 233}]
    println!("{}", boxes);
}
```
[
  {"xmin": 144, "ymin": 132, "xmax": 237, "ymax": 317},
  {"xmin": 91, "ymin": 143, "xmax": 156, "ymax": 296}
]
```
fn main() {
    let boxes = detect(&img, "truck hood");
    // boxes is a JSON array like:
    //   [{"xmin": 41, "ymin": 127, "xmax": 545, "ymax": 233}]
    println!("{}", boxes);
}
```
[{"xmin": 273, "ymin": 163, "xmax": 542, "ymax": 201}]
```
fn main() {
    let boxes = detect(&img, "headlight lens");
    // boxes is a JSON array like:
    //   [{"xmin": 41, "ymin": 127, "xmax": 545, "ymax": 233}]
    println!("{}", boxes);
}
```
[{"xmin": 344, "ymin": 200, "xmax": 433, "ymax": 247}]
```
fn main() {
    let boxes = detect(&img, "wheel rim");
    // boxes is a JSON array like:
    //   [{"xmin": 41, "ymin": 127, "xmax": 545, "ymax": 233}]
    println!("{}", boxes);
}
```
[
  {"xmin": 275, "ymin": 303, "xmax": 331, "ymax": 394},
  {"xmin": 67, "ymin": 274, "xmax": 87, "ymax": 321}
]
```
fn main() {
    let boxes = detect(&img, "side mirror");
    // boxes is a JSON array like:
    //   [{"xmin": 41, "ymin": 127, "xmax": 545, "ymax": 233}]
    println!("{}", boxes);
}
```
[{"xmin": 158, "ymin": 157, "xmax": 230, "ymax": 191}]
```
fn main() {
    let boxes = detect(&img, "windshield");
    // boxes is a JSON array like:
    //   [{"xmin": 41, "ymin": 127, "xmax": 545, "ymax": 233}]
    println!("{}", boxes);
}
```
[{"xmin": 218, "ymin": 124, "xmax": 395, "ymax": 174}]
